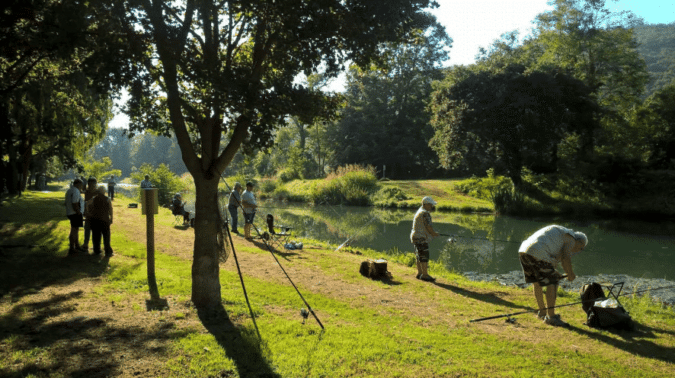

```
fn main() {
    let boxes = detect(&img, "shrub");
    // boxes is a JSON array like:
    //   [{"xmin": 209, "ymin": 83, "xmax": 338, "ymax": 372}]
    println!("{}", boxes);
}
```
[
  {"xmin": 130, "ymin": 163, "xmax": 186, "ymax": 206},
  {"xmin": 310, "ymin": 165, "xmax": 379, "ymax": 205}
]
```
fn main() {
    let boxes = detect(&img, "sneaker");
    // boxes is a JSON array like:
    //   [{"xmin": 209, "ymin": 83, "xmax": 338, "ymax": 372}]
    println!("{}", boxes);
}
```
[
  {"xmin": 544, "ymin": 314, "xmax": 568, "ymax": 327},
  {"xmin": 536, "ymin": 310, "xmax": 546, "ymax": 320},
  {"xmin": 68, "ymin": 248, "xmax": 78, "ymax": 255},
  {"xmin": 77, "ymin": 245, "xmax": 88, "ymax": 252},
  {"xmin": 415, "ymin": 274, "xmax": 421, "ymax": 280},
  {"xmin": 231, "ymin": 229, "xmax": 239, "ymax": 234},
  {"xmin": 93, "ymin": 250, "xmax": 102, "ymax": 255},
  {"xmin": 420, "ymin": 275, "xmax": 436, "ymax": 282}
]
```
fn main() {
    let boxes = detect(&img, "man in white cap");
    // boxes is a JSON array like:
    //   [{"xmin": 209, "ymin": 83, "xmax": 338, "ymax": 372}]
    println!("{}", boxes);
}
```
[
  {"xmin": 519, "ymin": 225, "xmax": 587, "ymax": 326},
  {"xmin": 410, "ymin": 196, "xmax": 440, "ymax": 281}
]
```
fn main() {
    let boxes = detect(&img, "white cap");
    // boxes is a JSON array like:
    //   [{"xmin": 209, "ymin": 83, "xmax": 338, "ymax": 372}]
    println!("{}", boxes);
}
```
[{"xmin": 422, "ymin": 196, "xmax": 437, "ymax": 206}]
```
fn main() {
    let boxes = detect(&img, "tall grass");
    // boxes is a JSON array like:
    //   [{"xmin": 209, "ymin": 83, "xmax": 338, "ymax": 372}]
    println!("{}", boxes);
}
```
[{"xmin": 310, "ymin": 165, "xmax": 379, "ymax": 205}]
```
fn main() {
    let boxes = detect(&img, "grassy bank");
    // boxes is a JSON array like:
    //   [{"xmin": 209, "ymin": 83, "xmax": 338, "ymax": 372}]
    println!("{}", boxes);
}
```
[
  {"xmin": 1, "ymin": 191, "xmax": 674, "ymax": 377},
  {"xmin": 252, "ymin": 164, "xmax": 675, "ymax": 219}
]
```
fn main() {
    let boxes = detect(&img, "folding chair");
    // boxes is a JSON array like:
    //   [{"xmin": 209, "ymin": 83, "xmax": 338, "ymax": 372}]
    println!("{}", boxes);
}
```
[
  {"xmin": 265, "ymin": 214, "xmax": 292, "ymax": 250},
  {"xmin": 170, "ymin": 204, "xmax": 186, "ymax": 226}
]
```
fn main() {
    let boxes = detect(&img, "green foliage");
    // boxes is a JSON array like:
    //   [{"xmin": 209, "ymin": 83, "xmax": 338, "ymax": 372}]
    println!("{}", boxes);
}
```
[
  {"xmin": 634, "ymin": 23, "xmax": 675, "ymax": 97},
  {"xmin": 81, "ymin": 156, "xmax": 121, "ymax": 182},
  {"xmin": 429, "ymin": 64, "xmax": 599, "ymax": 184},
  {"xmin": 455, "ymin": 169, "xmax": 514, "ymax": 201},
  {"xmin": 130, "ymin": 163, "xmax": 185, "ymax": 206},
  {"xmin": 310, "ymin": 165, "xmax": 379, "ymax": 205},
  {"xmin": 328, "ymin": 29, "xmax": 451, "ymax": 179}
]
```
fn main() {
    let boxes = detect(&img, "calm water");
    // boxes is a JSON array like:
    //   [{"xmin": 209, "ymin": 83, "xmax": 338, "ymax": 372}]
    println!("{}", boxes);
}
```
[{"xmin": 244, "ymin": 202, "xmax": 675, "ymax": 279}]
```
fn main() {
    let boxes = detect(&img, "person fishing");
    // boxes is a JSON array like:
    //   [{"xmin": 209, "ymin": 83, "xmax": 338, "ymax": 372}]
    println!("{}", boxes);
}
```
[
  {"xmin": 518, "ymin": 225, "xmax": 587, "ymax": 326},
  {"xmin": 241, "ymin": 182, "xmax": 258, "ymax": 239},
  {"xmin": 410, "ymin": 196, "xmax": 441, "ymax": 282}
]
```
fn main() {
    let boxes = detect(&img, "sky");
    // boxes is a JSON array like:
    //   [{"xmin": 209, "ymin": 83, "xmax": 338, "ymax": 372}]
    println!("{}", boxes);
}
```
[{"xmin": 108, "ymin": 0, "xmax": 675, "ymax": 129}]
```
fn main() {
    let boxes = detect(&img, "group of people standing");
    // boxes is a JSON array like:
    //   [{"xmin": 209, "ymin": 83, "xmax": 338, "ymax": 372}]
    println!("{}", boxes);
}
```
[
  {"xmin": 65, "ymin": 177, "xmax": 115, "ymax": 256},
  {"xmin": 227, "ymin": 181, "xmax": 257, "ymax": 239},
  {"xmin": 410, "ymin": 195, "xmax": 587, "ymax": 327}
]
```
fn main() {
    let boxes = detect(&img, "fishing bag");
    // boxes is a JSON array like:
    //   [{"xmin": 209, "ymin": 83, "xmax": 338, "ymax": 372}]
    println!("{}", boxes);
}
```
[{"xmin": 580, "ymin": 283, "xmax": 633, "ymax": 330}]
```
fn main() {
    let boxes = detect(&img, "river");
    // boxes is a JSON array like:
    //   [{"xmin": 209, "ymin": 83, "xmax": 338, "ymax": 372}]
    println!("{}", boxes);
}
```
[{"xmin": 248, "ymin": 202, "xmax": 675, "ymax": 280}]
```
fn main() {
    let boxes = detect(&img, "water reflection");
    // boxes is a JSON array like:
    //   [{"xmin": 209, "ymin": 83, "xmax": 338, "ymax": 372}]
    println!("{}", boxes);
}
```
[{"xmin": 180, "ymin": 196, "xmax": 675, "ymax": 280}]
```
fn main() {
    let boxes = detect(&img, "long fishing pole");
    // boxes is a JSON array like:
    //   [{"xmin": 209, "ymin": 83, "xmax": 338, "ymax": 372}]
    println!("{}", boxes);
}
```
[
  {"xmin": 470, "ymin": 283, "xmax": 675, "ymax": 323},
  {"xmin": 334, "ymin": 215, "xmax": 377, "ymax": 252},
  {"xmin": 223, "ymin": 218, "xmax": 261, "ymax": 340},
  {"xmin": 439, "ymin": 233, "xmax": 521, "ymax": 244},
  {"xmin": 220, "ymin": 176, "xmax": 325, "ymax": 330}
]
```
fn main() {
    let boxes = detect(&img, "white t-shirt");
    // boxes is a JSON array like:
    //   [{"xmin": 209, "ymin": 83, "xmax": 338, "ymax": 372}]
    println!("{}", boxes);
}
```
[
  {"xmin": 519, "ymin": 225, "xmax": 573, "ymax": 265},
  {"xmin": 65, "ymin": 186, "xmax": 83, "ymax": 216},
  {"xmin": 241, "ymin": 190, "xmax": 256, "ymax": 214}
]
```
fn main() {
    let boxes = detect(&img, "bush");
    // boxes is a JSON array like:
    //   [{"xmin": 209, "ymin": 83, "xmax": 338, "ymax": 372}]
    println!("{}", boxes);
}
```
[
  {"xmin": 455, "ymin": 168, "xmax": 513, "ymax": 201},
  {"xmin": 310, "ymin": 165, "xmax": 379, "ymax": 205},
  {"xmin": 130, "ymin": 163, "xmax": 185, "ymax": 206}
]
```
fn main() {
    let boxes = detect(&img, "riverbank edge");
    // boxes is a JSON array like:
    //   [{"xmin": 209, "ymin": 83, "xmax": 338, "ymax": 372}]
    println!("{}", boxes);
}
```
[{"xmin": 463, "ymin": 270, "xmax": 675, "ymax": 307}]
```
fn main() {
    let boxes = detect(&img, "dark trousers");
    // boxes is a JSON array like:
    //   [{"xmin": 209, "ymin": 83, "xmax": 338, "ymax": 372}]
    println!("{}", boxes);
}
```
[
  {"xmin": 228, "ymin": 205, "xmax": 238, "ymax": 231},
  {"xmin": 108, "ymin": 186, "xmax": 115, "ymax": 200},
  {"xmin": 91, "ymin": 218, "xmax": 112, "ymax": 254}
]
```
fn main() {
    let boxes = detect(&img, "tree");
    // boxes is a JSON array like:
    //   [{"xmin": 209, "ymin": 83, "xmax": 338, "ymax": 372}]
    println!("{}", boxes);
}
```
[
  {"xmin": 1, "ymin": 0, "xmax": 135, "ymax": 193},
  {"xmin": 112, "ymin": 0, "xmax": 441, "ymax": 309},
  {"xmin": 91, "ymin": 128, "xmax": 133, "ymax": 178},
  {"xmin": 82, "ymin": 156, "xmax": 122, "ymax": 182},
  {"xmin": 429, "ymin": 64, "xmax": 599, "ymax": 186},
  {"xmin": 329, "ymin": 25, "xmax": 451, "ymax": 179},
  {"xmin": 531, "ymin": 0, "xmax": 648, "ymax": 156}
]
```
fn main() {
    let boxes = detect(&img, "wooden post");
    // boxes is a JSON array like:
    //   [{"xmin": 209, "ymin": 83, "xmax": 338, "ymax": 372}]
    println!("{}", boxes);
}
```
[{"xmin": 143, "ymin": 188, "xmax": 160, "ymax": 301}]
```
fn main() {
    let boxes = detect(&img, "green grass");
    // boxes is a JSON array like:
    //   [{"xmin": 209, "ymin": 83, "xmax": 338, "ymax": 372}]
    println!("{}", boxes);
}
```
[{"xmin": 2, "ymin": 190, "xmax": 675, "ymax": 377}]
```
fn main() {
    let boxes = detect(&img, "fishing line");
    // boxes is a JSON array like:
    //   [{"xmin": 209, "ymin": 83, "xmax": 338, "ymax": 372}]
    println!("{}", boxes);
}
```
[
  {"xmin": 222, "ymin": 216, "xmax": 262, "ymax": 340},
  {"xmin": 439, "ymin": 233, "xmax": 521, "ymax": 244},
  {"xmin": 470, "ymin": 283, "xmax": 675, "ymax": 323},
  {"xmin": 334, "ymin": 215, "xmax": 377, "ymax": 252},
  {"xmin": 220, "ymin": 176, "xmax": 325, "ymax": 330}
]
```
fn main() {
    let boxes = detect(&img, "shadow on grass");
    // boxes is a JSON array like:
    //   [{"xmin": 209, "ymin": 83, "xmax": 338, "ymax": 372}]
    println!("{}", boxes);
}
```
[
  {"xmin": 0, "ymin": 196, "xmax": 113, "ymax": 302},
  {"xmin": 0, "ymin": 290, "xmax": 187, "ymax": 378},
  {"xmin": 250, "ymin": 239, "xmax": 299, "ymax": 260},
  {"xmin": 197, "ymin": 304, "xmax": 281, "ymax": 378},
  {"xmin": 567, "ymin": 322, "xmax": 675, "ymax": 365},
  {"xmin": 431, "ymin": 281, "xmax": 532, "ymax": 311}
]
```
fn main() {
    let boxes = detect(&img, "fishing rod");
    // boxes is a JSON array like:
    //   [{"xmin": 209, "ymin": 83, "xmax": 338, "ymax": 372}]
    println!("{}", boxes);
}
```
[
  {"xmin": 470, "ymin": 283, "xmax": 675, "ymax": 323},
  {"xmin": 334, "ymin": 215, "xmax": 377, "ymax": 252},
  {"xmin": 220, "ymin": 176, "xmax": 325, "ymax": 330},
  {"xmin": 222, "ymin": 216, "xmax": 261, "ymax": 340}
]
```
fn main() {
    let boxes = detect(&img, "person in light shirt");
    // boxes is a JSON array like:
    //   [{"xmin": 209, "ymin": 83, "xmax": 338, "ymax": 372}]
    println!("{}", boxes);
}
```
[
  {"xmin": 519, "ymin": 225, "xmax": 587, "ymax": 326},
  {"xmin": 410, "ymin": 196, "xmax": 441, "ymax": 282},
  {"xmin": 241, "ymin": 182, "xmax": 258, "ymax": 239}
]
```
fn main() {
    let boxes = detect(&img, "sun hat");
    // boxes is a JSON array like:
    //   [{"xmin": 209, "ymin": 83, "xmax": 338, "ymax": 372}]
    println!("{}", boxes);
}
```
[{"xmin": 422, "ymin": 196, "xmax": 437, "ymax": 206}]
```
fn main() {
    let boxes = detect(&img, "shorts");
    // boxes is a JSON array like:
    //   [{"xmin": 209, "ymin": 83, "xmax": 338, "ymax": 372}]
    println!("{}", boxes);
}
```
[
  {"xmin": 68, "ymin": 214, "xmax": 83, "ymax": 228},
  {"xmin": 244, "ymin": 212, "xmax": 255, "ymax": 225},
  {"xmin": 412, "ymin": 237, "xmax": 429, "ymax": 263},
  {"xmin": 519, "ymin": 253, "xmax": 563, "ymax": 286}
]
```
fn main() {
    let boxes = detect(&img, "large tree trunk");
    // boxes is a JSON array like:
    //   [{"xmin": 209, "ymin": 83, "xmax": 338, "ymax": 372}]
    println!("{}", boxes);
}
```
[{"xmin": 190, "ymin": 175, "xmax": 222, "ymax": 309}]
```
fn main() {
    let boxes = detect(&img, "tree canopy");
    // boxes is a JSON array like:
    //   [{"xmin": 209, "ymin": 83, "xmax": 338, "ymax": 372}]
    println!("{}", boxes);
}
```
[
  {"xmin": 110, "ymin": 0, "xmax": 443, "ymax": 309},
  {"xmin": 429, "ymin": 64, "xmax": 598, "ymax": 186}
]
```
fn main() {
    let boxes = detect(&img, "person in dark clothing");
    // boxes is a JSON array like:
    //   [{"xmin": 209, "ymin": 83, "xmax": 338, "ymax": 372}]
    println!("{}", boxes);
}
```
[
  {"xmin": 108, "ymin": 175, "xmax": 116, "ymax": 200},
  {"xmin": 88, "ymin": 186, "xmax": 114, "ymax": 256},
  {"xmin": 172, "ymin": 193, "xmax": 190, "ymax": 225},
  {"xmin": 228, "ymin": 182, "xmax": 243, "ymax": 233}
]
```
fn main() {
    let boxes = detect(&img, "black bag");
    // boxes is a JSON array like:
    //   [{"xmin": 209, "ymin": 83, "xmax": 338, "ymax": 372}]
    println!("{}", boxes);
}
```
[{"xmin": 580, "ymin": 283, "xmax": 634, "ymax": 330}]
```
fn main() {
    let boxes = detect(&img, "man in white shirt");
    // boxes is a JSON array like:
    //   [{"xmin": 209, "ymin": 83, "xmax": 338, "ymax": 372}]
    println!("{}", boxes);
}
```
[
  {"xmin": 140, "ymin": 175, "xmax": 153, "ymax": 188},
  {"xmin": 65, "ymin": 179, "xmax": 85, "ymax": 255},
  {"xmin": 241, "ymin": 182, "xmax": 258, "ymax": 239},
  {"xmin": 519, "ymin": 225, "xmax": 587, "ymax": 326}
]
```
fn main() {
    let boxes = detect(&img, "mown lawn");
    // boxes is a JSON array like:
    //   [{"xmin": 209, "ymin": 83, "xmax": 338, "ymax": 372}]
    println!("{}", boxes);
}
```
[{"xmin": 1, "ymin": 190, "xmax": 674, "ymax": 377}]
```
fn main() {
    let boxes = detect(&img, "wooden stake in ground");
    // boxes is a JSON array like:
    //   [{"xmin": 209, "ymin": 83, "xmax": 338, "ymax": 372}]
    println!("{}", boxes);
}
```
[{"xmin": 142, "ymin": 188, "xmax": 160, "ymax": 301}]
